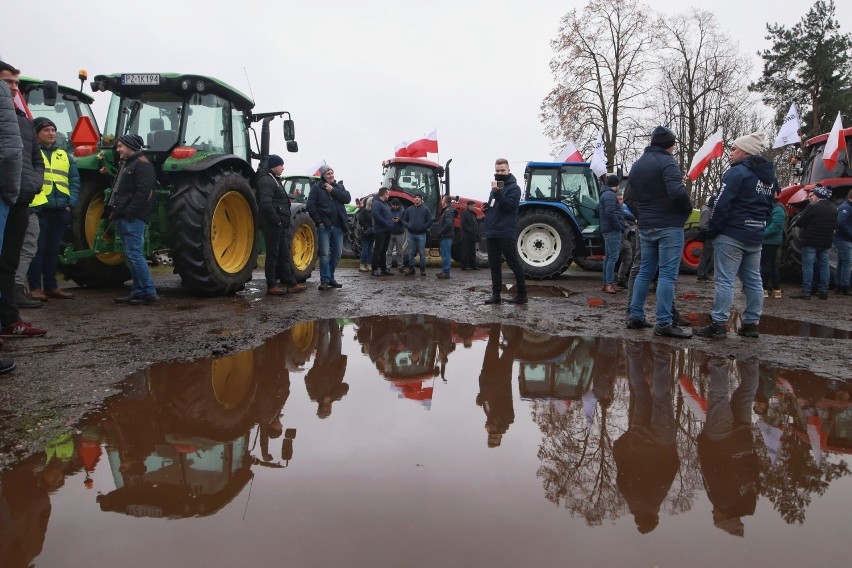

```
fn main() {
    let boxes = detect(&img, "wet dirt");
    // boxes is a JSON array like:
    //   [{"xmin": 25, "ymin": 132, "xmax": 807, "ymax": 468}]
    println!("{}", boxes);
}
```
[
  {"xmin": 0, "ymin": 315, "xmax": 849, "ymax": 567},
  {"xmin": 0, "ymin": 264, "xmax": 849, "ymax": 472}
]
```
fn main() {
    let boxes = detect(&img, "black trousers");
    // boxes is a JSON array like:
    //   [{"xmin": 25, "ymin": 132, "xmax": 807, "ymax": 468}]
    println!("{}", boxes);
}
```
[
  {"xmin": 263, "ymin": 224, "xmax": 296, "ymax": 287},
  {"xmin": 460, "ymin": 239, "xmax": 477, "ymax": 268},
  {"xmin": 486, "ymin": 237, "xmax": 526, "ymax": 296},
  {"xmin": 0, "ymin": 203, "xmax": 30, "ymax": 326},
  {"xmin": 372, "ymin": 232, "xmax": 390, "ymax": 271}
]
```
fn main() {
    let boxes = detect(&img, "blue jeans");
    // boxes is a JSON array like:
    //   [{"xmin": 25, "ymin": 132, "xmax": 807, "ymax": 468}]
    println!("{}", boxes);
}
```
[
  {"xmin": 28, "ymin": 208, "xmax": 71, "ymax": 291},
  {"xmin": 801, "ymin": 246, "xmax": 829, "ymax": 294},
  {"xmin": 711, "ymin": 234, "xmax": 763, "ymax": 325},
  {"xmin": 835, "ymin": 239, "xmax": 852, "ymax": 289},
  {"xmin": 629, "ymin": 227, "xmax": 683, "ymax": 326},
  {"xmin": 408, "ymin": 232, "xmax": 427, "ymax": 269},
  {"xmin": 602, "ymin": 231, "xmax": 622, "ymax": 285},
  {"xmin": 317, "ymin": 225, "xmax": 344, "ymax": 284},
  {"xmin": 439, "ymin": 238, "xmax": 452, "ymax": 274},
  {"xmin": 359, "ymin": 239, "xmax": 374, "ymax": 265},
  {"xmin": 114, "ymin": 217, "xmax": 155, "ymax": 297},
  {"xmin": 0, "ymin": 200, "xmax": 9, "ymax": 253}
]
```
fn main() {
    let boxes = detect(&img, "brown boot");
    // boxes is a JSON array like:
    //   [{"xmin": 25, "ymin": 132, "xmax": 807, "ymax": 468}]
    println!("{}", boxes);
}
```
[
  {"xmin": 288, "ymin": 284, "xmax": 307, "ymax": 293},
  {"xmin": 267, "ymin": 286, "xmax": 288, "ymax": 296},
  {"xmin": 604, "ymin": 284, "xmax": 618, "ymax": 294},
  {"xmin": 29, "ymin": 289, "xmax": 48, "ymax": 301},
  {"xmin": 45, "ymin": 288, "xmax": 75, "ymax": 299}
]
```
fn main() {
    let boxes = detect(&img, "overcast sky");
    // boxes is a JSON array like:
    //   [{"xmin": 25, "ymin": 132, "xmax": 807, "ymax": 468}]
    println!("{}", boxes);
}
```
[{"xmin": 3, "ymin": 0, "xmax": 849, "ymax": 200}]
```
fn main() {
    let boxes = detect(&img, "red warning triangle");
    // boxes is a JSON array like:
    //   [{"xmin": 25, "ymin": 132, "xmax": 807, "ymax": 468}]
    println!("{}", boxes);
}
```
[{"xmin": 70, "ymin": 116, "xmax": 99, "ymax": 147}]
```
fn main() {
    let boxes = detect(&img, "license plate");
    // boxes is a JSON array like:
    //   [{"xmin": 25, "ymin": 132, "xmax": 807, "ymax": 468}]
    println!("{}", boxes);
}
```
[{"xmin": 121, "ymin": 74, "xmax": 160, "ymax": 86}]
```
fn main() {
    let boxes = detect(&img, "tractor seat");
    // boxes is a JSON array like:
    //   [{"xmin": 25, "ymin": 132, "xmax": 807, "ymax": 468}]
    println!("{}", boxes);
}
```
[{"xmin": 147, "ymin": 129, "xmax": 178, "ymax": 151}]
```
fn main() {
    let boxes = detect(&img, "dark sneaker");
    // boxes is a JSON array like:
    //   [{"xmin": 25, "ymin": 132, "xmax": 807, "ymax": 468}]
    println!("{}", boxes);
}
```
[
  {"xmin": 404, "ymin": 268, "xmax": 416, "ymax": 276},
  {"xmin": 371, "ymin": 270, "xmax": 384, "ymax": 277},
  {"xmin": 129, "ymin": 294, "xmax": 159, "ymax": 305},
  {"xmin": 790, "ymin": 291, "xmax": 811, "ymax": 300},
  {"xmin": 420, "ymin": 268, "xmax": 426, "ymax": 276},
  {"xmin": 380, "ymin": 270, "xmax": 393, "ymax": 276},
  {"xmin": 267, "ymin": 286, "xmax": 288, "ymax": 296},
  {"xmin": 0, "ymin": 320, "xmax": 47, "ymax": 338},
  {"xmin": 436, "ymin": 272, "xmax": 450, "ymax": 279},
  {"xmin": 818, "ymin": 291, "xmax": 828, "ymax": 300},
  {"xmin": 737, "ymin": 323, "xmax": 760, "ymax": 338},
  {"xmin": 506, "ymin": 295, "xmax": 528, "ymax": 304},
  {"xmin": 15, "ymin": 286, "xmax": 43, "ymax": 309},
  {"xmin": 114, "ymin": 294, "xmax": 141, "ymax": 304},
  {"xmin": 693, "ymin": 321, "xmax": 727, "ymax": 338},
  {"xmin": 626, "ymin": 318, "xmax": 653, "ymax": 329},
  {"xmin": 484, "ymin": 295, "xmax": 502, "ymax": 305},
  {"xmin": 654, "ymin": 323, "xmax": 693, "ymax": 338},
  {"xmin": 0, "ymin": 358, "xmax": 15, "ymax": 375},
  {"xmin": 318, "ymin": 283, "xmax": 332, "ymax": 291},
  {"xmin": 616, "ymin": 280, "xmax": 628, "ymax": 289},
  {"xmin": 675, "ymin": 314, "xmax": 692, "ymax": 327},
  {"xmin": 329, "ymin": 281, "xmax": 343, "ymax": 288}
]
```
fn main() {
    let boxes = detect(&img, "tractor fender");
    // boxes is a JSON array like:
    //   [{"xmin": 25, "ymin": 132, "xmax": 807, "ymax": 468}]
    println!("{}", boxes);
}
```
[{"xmin": 166, "ymin": 154, "xmax": 254, "ymax": 180}]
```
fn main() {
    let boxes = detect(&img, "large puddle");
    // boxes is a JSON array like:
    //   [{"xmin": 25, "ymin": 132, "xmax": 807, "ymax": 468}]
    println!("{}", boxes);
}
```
[{"xmin": 1, "ymin": 316, "xmax": 849, "ymax": 567}]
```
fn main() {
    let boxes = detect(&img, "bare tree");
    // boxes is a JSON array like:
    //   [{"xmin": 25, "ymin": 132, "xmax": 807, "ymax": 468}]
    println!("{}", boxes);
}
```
[{"xmin": 541, "ymin": 0, "xmax": 653, "ymax": 167}]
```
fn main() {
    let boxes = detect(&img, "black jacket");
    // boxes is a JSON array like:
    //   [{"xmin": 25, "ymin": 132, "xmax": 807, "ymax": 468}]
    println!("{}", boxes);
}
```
[
  {"xmin": 599, "ymin": 186, "xmax": 626, "ymax": 234},
  {"xmin": 460, "ymin": 208, "xmax": 480, "ymax": 241},
  {"xmin": 437, "ymin": 206, "xmax": 457, "ymax": 239},
  {"xmin": 110, "ymin": 151, "xmax": 156, "ymax": 222},
  {"xmin": 709, "ymin": 156, "xmax": 776, "ymax": 245},
  {"xmin": 256, "ymin": 170, "xmax": 291, "ymax": 229},
  {"xmin": 0, "ymin": 82, "xmax": 21, "ymax": 206},
  {"xmin": 371, "ymin": 197, "xmax": 395, "ymax": 234},
  {"xmin": 483, "ymin": 173, "xmax": 521, "ymax": 239},
  {"xmin": 797, "ymin": 198, "xmax": 838, "ymax": 249},
  {"xmin": 306, "ymin": 179, "xmax": 351, "ymax": 229},
  {"xmin": 14, "ymin": 109, "xmax": 44, "ymax": 206},
  {"xmin": 628, "ymin": 146, "xmax": 692, "ymax": 229}
]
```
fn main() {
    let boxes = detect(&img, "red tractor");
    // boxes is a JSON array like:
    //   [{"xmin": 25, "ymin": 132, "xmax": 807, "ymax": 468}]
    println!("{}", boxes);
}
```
[
  {"xmin": 777, "ymin": 126, "xmax": 851, "ymax": 278},
  {"xmin": 349, "ymin": 158, "xmax": 487, "ymax": 265}
]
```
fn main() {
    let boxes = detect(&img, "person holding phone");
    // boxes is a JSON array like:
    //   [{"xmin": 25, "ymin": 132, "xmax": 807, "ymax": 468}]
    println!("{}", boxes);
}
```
[{"xmin": 483, "ymin": 158, "xmax": 527, "ymax": 304}]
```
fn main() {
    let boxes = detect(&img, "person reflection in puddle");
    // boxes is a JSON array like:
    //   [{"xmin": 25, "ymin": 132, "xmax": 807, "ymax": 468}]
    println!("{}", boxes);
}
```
[
  {"xmin": 698, "ymin": 356, "xmax": 759, "ymax": 537},
  {"xmin": 614, "ymin": 342, "xmax": 679, "ymax": 534},
  {"xmin": 305, "ymin": 319, "xmax": 349, "ymax": 419},
  {"xmin": 476, "ymin": 324, "xmax": 517, "ymax": 448}
]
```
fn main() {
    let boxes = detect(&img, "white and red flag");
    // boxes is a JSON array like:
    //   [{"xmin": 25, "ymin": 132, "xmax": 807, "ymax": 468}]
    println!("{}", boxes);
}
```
[
  {"xmin": 687, "ymin": 129, "xmax": 724, "ymax": 181},
  {"xmin": 823, "ymin": 112, "xmax": 847, "ymax": 171},
  {"xmin": 395, "ymin": 130, "xmax": 438, "ymax": 158},
  {"xmin": 588, "ymin": 130, "xmax": 607, "ymax": 177},
  {"xmin": 772, "ymin": 102, "xmax": 801, "ymax": 149},
  {"xmin": 557, "ymin": 139, "xmax": 583, "ymax": 162},
  {"xmin": 308, "ymin": 159, "xmax": 328, "ymax": 176}
]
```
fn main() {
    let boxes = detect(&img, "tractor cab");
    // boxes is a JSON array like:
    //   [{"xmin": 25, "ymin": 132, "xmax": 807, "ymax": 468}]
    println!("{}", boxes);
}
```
[
  {"xmin": 380, "ymin": 157, "xmax": 445, "ymax": 214},
  {"xmin": 19, "ymin": 75, "xmax": 100, "ymax": 153},
  {"xmin": 523, "ymin": 162, "xmax": 601, "ymax": 228}
]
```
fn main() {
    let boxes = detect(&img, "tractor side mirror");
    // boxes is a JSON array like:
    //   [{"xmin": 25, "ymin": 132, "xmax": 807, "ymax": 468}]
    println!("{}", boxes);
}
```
[
  {"xmin": 42, "ymin": 80, "xmax": 59, "ymax": 106},
  {"xmin": 286, "ymin": 140, "xmax": 299, "ymax": 153},
  {"xmin": 283, "ymin": 119, "xmax": 296, "ymax": 141}
]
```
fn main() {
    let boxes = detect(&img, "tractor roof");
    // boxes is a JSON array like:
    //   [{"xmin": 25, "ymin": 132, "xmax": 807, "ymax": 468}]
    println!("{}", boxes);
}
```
[
  {"xmin": 526, "ymin": 161, "xmax": 592, "ymax": 168},
  {"xmin": 19, "ymin": 75, "xmax": 95, "ymax": 104},
  {"xmin": 92, "ymin": 73, "xmax": 254, "ymax": 112},
  {"xmin": 806, "ymin": 127, "xmax": 852, "ymax": 147}
]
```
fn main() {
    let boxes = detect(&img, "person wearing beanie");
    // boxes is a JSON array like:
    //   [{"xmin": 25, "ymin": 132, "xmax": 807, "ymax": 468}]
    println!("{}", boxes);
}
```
[
  {"xmin": 694, "ymin": 131, "xmax": 777, "ymax": 339},
  {"xmin": 257, "ymin": 154, "xmax": 306, "ymax": 296},
  {"xmin": 306, "ymin": 164, "xmax": 351, "ymax": 290},
  {"xmin": 23, "ymin": 116, "xmax": 81, "ymax": 305},
  {"xmin": 599, "ymin": 174, "xmax": 625, "ymax": 294},
  {"xmin": 626, "ymin": 125, "xmax": 693, "ymax": 338},
  {"xmin": 109, "ymin": 132, "xmax": 158, "ymax": 305},
  {"xmin": 0, "ymin": 60, "xmax": 48, "ymax": 340},
  {"xmin": 835, "ymin": 189, "xmax": 852, "ymax": 295},
  {"xmin": 791, "ymin": 184, "xmax": 838, "ymax": 300}
]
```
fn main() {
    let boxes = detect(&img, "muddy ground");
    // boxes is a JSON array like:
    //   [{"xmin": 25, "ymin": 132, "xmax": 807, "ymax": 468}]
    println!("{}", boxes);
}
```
[{"xmin": 0, "ymin": 259, "xmax": 849, "ymax": 469}]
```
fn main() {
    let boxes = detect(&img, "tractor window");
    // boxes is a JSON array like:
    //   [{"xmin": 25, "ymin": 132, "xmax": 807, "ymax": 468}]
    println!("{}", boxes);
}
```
[
  {"xmin": 385, "ymin": 164, "xmax": 439, "ymax": 208},
  {"xmin": 113, "ymin": 93, "xmax": 182, "ymax": 152},
  {"xmin": 526, "ymin": 170, "xmax": 559, "ymax": 200},
  {"xmin": 560, "ymin": 166, "xmax": 599, "ymax": 205},
  {"xmin": 184, "ymin": 93, "xmax": 228, "ymax": 153},
  {"xmin": 283, "ymin": 178, "xmax": 313, "ymax": 203},
  {"xmin": 232, "ymin": 108, "xmax": 248, "ymax": 159},
  {"xmin": 25, "ymin": 89, "xmax": 84, "ymax": 149},
  {"xmin": 806, "ymin": 140, "xmax": 850, "ymax": 183}
]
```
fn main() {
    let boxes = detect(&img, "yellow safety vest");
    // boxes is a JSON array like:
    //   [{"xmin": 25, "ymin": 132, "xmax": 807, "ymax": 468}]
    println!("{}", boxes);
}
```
[{"xmin": 31, "ymin": 148, "xmax": 71, "ymax": 207}]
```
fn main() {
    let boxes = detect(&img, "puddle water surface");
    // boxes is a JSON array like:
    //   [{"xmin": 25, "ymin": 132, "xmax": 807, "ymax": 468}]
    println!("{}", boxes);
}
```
[{"xmin": 1, "ymin": 316, "xmax": 849, "ymax": 567}]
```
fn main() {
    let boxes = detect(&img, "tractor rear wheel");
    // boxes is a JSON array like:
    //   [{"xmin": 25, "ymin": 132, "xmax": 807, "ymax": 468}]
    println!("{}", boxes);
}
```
[
  {"xmin": 680, "ymin": 228, "xmax": 703, "ymax": 274},
  {"xmin": 169, "ymin": 170, "xmax": 259, "ymax": 295},
  {"xmin": 290, "ymin": 205, "xmax": 318, "ymax": 282},
  {"xmin": 516, "ymin": 209, "xmax": 574, "ymax": 279},
  {"xmin": 62, "ymin": 178, "xmax": 131, "ymax": 287}
]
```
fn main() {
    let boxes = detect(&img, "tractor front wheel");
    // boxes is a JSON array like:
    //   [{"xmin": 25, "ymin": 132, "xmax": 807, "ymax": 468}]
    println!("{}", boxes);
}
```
[
  {"xmin": 680, "ymin": 229, "xmax": 703, "ymax": 274},
  {"xmin": 289, "ymin": 205, "xmax": 318, "ymax": 282},
  {"xmin": 516, "ymin": 209, "xmax": 574, "ymax": 279}
]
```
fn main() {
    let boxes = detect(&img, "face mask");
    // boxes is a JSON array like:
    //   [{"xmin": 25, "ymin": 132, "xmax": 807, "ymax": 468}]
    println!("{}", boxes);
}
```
[{"xmin": 494, "ymin": 173, "xmax": 510, "ymax": 182}]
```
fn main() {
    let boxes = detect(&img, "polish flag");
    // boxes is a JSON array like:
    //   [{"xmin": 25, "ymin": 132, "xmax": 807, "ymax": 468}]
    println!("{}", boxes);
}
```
[
  {"xmin": 308, "ymin": 159, "xmax": 328, "ymax": 176},
  {"xmin": 687, "ymin": 129, "xmax": 724, "ymax": 181},
  {"xmin": 557, "ymin": 139, "xmax": 583, "ymax": 162},
  {"xmin": 406, "ymin": 129, "xmax": 439, "ymax": 156},
  {"xmin": 823, "ymin": 112, "xmax": 847, "ymax": 171},
  {"xmin": 394, "ymin": 140, "xmax": 426, "ymax": 158}
]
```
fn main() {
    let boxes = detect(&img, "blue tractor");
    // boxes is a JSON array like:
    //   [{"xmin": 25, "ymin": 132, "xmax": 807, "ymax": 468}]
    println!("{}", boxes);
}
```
[{"xmin": 516, "ymin": 162, "xmax": 604, "ymax": 279}]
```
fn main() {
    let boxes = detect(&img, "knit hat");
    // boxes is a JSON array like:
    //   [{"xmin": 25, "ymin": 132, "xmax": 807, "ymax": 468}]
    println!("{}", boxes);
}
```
[
  {"xmin": 33, "ymin": 117, "xmax": 57, "ymax": 133},
  {"xmin": 318, "ymin": 165, "xmax": 332, "ymax": 176},
  {"xmin": 812, "ymin": 184, "xmax": 832, "ymax": 199},
  {"xmin": 732, "ymin": 132, "xmax": 764, "ymax": 156},
  {"xmin": 650, "ymin": 126, "xmax": 676, "ymax": 149},
  {"xmin": 117, "ymin": 134, "xmax": 144, "ymax": 151},
  {"xmin": 267, "ymin": 154, "xmax": 284, "ymax": 168},
  {"xmin": 605, "ymin": 175, "xmax": 621, "ymax": 187}
]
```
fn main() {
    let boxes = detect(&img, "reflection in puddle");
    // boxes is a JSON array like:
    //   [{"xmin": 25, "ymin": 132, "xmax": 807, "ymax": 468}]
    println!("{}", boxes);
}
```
[
  {"xmin": 1, "ymin": 317, "xmax": 850, "ymax": 566},
  {"xmin": 688, "ymin": 311, "xmax": 851, "ymax": 339}
]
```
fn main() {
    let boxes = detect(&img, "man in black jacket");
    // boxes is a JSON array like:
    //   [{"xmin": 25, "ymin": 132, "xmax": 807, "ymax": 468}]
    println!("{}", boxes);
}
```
[
  {"xmin": 791, "ymin": 184, "xmax": 838, "ymax": 300},
  {"xmin": 0, "ymin": 75, "xmax": 20, "ymax": 372},
  {"xmin": 109, "ymin": 134, "xmax": 157, "ymax": 305},
  {"xmin": 306, "ymin": 165, "xmax": 351, "ymax": 290},
  {"xmin": 257, "ymin": 155, "xmax": 306, "ymax": 296},
  {"xmin": 460, "ymin": 200, "xmax": 480, "ymax": 270},
  {"xmin": 0, "ymin": 61, "xmax": 46, "ymax": 338},
  {"xmin": 483, "ymin": 158, "xmax": 527, "ymax": 304}
]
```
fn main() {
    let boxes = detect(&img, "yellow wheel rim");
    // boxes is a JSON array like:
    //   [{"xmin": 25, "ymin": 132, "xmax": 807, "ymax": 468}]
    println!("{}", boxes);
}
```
[
  {"xmin": 211, "ymin": 191, "xmax": 254, "ymax": 274},
  {"xmin": 210, "ymin": 350, "xmax": 254, "ymax": 409},
  {"xmin": 290, "ymin": 321, "xmax": 316, "ymax": 354},
  {"xmin": 292, "ymin": 223, "xmax": 316, "ymax": 271},
  {"xmin": 85, "ymin": 193, "xmax": 125, "ymax": 265}
]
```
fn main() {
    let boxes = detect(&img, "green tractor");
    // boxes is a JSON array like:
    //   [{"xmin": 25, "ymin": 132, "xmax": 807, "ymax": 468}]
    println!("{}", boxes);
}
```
[{"xmin": 62, "ymin": 73, "xmax": 317, "ymax": 295}]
